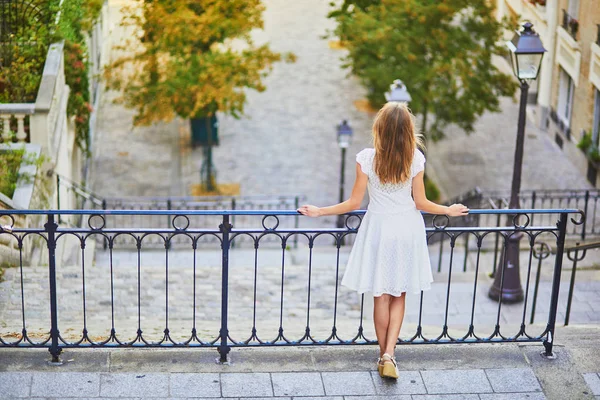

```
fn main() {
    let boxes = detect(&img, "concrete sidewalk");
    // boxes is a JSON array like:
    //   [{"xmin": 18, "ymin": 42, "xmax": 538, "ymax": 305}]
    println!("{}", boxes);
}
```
[{"xmin": 1, "ymin": 326, "xmax": 599, "ymax": 399}]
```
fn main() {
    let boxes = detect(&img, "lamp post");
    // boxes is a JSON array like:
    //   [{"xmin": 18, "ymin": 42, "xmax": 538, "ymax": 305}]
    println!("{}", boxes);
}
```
[
  {"xmin": 489, "ymin": 22, "xmax": 546, "ymax": 303},
  {"xmin": 385, "ymin": 79, "xmax": 412, "ymax": 103},
  {"xmin": 336, "ymin": 120, "xmax": 353, "ymax": 235}
]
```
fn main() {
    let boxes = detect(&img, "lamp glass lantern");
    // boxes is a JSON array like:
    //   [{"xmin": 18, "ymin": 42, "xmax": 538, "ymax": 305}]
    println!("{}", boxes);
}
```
[
  {"xmin": 506, "ymin": 22, "xmax": 547, "ymax": 81},
  {"xmin": 385, "ymin": 79, "xmax": 412, "ymax": 103},
  {"xmin": 337, "ymin": 120, "xmax": 353, "ymax": 148}
]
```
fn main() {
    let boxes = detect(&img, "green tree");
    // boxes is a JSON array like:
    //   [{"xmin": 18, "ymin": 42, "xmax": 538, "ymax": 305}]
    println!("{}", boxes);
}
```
[
  {"xmin": 329, "ymin": 0, "xmax": 516, "ymax": 140},
  {"xmin": 105, "ymin": 0, "xmax": 293, "ymax": 126}
]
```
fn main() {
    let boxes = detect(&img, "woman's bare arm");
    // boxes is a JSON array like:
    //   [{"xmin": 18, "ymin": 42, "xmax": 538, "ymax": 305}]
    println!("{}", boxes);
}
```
[
  {"xmin": 412, "ymin": 171, "xmax": 469, "ymax": 216},
  {"xmin": 298, "ymin": 163, "xmax": 368, "ymax": 217}
]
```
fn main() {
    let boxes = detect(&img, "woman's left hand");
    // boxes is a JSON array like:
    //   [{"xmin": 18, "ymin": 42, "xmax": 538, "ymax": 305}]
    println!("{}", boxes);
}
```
[{"xmin": 297, "ymin": 205, "xmax": 322, "ymax": 217}]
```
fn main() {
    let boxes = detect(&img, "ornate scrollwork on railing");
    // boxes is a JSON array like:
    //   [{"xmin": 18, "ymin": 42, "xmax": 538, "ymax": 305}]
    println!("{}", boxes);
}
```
[
  {"xmin": 87, "ymin": 214, "xmax": 106, "ymax": 231},
  {"xmin": 261, "ymin": 215, "xmax": 280, "ymax": 231},
  {"xmin": 566, "ymin": 243, "xmax": 587, "ymax": 262},
  {"xmin": 432, "ymin": 214, "xmax": 449, "ymax": 230},
  {"xmin": 0, "ymin": 214, "xmax": 15, "ymax": 232},
  {"xmin": 512, "ymin": 213, "xmax": 531, "ymax": 229},
  {"xmin": 344, "ymin": 214, "xmax": 362, "ymax": 230},
  {"xmin": 570, "ymin": 210, "xmax": 585, "ymax": 226},
  {"xmin": 533, "ymin": 241, "xmax": 551, "ymax": 261},
  {"xmin": 171, "ymin": 214, "xmax": 190, "ymax": 231}
]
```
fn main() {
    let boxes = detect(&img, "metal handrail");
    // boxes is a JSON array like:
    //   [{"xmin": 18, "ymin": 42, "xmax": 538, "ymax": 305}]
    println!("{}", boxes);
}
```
[{"xmin": 0, "ymin": 208, "xmax": 583, "ymax": 216}]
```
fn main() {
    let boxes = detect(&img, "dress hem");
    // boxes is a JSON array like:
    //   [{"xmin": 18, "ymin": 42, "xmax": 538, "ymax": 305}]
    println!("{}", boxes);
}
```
[{"xmin": 342, "ymin": 283, "xmax": 433, "ymax": 297}]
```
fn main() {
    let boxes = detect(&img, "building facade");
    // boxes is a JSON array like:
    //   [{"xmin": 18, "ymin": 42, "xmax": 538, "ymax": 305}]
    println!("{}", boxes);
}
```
[{"xmin": 496, "ymin": 0, "xmax": 600, "ymax": 186}]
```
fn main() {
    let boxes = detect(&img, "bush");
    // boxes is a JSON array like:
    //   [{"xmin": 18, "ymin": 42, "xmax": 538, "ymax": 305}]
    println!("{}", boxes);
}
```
[
  {"xmin": 424, "ymin": 175, "xmax": 441, "ymax": 202},
  {"xmin": 0, "ymin": 149, "xmax": 25, "ymax": 198},
  {"xmin": 577, "ymin": 132, "xmax": 593, "ymax": 152},
  {"xmin": 589, "ymin": 147, "xmax": 600, "ymax": 163}
]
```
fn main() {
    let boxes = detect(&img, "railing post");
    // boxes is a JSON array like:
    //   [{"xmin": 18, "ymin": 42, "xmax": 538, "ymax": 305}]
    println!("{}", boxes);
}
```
[
  {"xmin": 582, "ymin": 190, "xmax": 589, "ymax": 240},
  {"xmin": 218, "ymin": 214, "xmax": 232, "ymax": 363},
  {"xmin": 56, "ymin": 174, "xmax": 61, "ymax": 224},
  {"xmin": 294, "ymin": 196, "xmax": 299, "ymax": 249},
  {"xmin": 46, "ymin": 213, "xmax": 62, "ymax": 364},
  {"xmin": 543, "ymin": 212, "xmax": 568, "ymax": 358},
  {"xmin": 491, "ymin": 212, "xmax": 501, "ymax": 277},
  {"xmin": 564, "ymin": 246, "xmax": 580, "ymax": 326},
  {"xmin": 56, "ymin": 174, "xmax": 61, "ymax": 210},
  {"xmin": 167, "ymin": 199, "xmax": 172, "ymax": 237},
  {"xmin": 102, "ymin": 199, "xmax": 108, "ymax": 250},
  {"xmin": 530, "ymin": 191, "xmax": 536, "ymax": 227},
  {"xmin": 231, "ymin": 198, "xmax": 236, "ymax": 249}
]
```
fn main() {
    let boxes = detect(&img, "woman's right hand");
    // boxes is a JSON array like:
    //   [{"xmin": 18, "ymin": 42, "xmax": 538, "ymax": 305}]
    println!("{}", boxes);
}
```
[
  {"xmin": 446, "ymin": 203, "xmax": 469, "ymax": 217},
  {"xmin": 297, "ymin": 205, "xmax": 322, "ymax": 217}
]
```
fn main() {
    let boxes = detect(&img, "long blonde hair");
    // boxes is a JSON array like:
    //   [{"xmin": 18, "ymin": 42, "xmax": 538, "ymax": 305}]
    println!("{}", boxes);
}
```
[{"xmin": 372, "ymin": 102, "xmax": 424, "ymax": 184}]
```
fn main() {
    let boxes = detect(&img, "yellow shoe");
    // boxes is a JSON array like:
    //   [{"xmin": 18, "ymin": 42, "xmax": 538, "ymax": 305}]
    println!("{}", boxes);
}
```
[
  {"xmin": 380, "ymin": 353, "xmax": 398, "ymax": 379},
  {"xmin": 377, "ymin": 358, "xmax": 384, "ymax": 377}
]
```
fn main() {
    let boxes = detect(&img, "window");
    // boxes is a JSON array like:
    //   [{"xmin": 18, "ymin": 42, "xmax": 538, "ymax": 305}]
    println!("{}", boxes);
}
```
[
  {"xmin": 593, "ymin": 89, "xmax": 600, "ymax": 145},
  {"xmin": 557, "ymin": 68, "xmax": 574, "ymax": 127},
  {"xmin": 567, "ymin": 0, "xmax": 580, "ymax": 18}
]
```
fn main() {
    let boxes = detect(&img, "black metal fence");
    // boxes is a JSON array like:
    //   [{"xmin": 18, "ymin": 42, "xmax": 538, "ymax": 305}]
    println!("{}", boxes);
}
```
[
  {"xmin": 0, "ymin": 208, "xmax": 583, "ymax": 363},
  {"xmin": 480, "ymin": 189, "xmax": 600, "ymax": 239},
  {"xmin": 56, "ymin": 174, "xmax": 305, "ymax": 246},
  {"xmin": 57, "ymin": 175, "xmax": 600, "ymax": 241}
]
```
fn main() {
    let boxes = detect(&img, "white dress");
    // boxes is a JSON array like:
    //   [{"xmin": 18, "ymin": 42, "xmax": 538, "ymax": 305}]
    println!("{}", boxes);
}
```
[{"xmin": 341, "ymin": 148, "xmax": 433, "ymax": 296}]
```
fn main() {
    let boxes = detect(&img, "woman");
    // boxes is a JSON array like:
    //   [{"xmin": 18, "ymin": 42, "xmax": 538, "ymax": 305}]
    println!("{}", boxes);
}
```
[{"xmin": 298, "ymin": 102, "xmax": 468, "ymax": 379}]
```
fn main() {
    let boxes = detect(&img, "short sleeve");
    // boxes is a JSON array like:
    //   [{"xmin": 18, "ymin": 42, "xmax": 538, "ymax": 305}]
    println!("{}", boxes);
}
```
[
  {"xmin": 411, "ymin": 149, "xmax": 426, "ymax": 177},
  {"xmin": 356, "ymin": 148, "xmax": 372, "ymax": 174}
]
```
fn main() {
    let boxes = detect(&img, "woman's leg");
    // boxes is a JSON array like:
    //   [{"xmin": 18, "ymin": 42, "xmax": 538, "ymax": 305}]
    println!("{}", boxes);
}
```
[
  {"xmin": 373, "ymin": 294, "xmax": 392, "ymax": 357},
  {"xmin": 384, "ymin": 293, "xmax": 406, "ymax": 355}
]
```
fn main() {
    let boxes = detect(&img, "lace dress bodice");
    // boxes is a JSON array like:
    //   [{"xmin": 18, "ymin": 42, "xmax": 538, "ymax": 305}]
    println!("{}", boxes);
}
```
[{"xmin": 356, "ymin": 148, "xmax": 426, "ymax": 214}]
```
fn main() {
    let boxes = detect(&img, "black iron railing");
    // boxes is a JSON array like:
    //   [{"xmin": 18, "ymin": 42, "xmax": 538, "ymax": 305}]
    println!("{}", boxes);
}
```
[
  {"xmin": 560, "ymin": 240, "xmax": 600, "ymax": 326},
  {"xmin": 56, "ymin": 174, "xmax": 305, "ymax": 246},
  {"xmin": 0, "ymin": 208, "xmax": 583, "ymax": 363},
  {"xmin": 562, "ymin": 9, "xmax": 579, "ymax": 40},
  {"xmin": 481, "ymin": 189, "xmax": 600, "ymax": 240},
  {"xmin": 56, "ymin": 175, "xmax": 600, "ymax": 241}
]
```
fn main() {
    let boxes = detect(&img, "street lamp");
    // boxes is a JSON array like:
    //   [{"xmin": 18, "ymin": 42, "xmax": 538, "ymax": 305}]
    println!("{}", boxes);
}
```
[
  {"xmin": 337, "ymin": 120, "xmax": 353, "ymax": 235},
  {"xmin": 385, "ymin": 79, "xmax": 412, "ymax": 103},
  {"xmin": 489, "ymin": 22, "xmax": 546, "ymax": 303}
]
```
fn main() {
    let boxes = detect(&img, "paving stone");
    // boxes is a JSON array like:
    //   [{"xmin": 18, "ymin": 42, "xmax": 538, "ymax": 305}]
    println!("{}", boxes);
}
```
[
  {"xmin": 370, "ymin": 371, "xmax": 426, "ymax": 395},
  {"xmin": 221, "ymin": 373, "xmax": 273, "ymax": 397},
  {"xmin": 32, "ymin": 398, "xmax": 143, "ymax": 400},
  {"xmin": 30, "ymin": 372, "xmax": 99, "ymax": 398},
  {"xmin": 100, "ymin": 373, "xmax": 168, "ymax": 397},
  {"xmin": 292, "ymin": 397, "xmax": 344, "ymax": 400},
  {"xmin": 479, "ymin": 394, "xmax": 547, "ymax": 400},
  {"xmin": 0, "ymin": 372, "xmax": 32, "ymax": 397},
  {"xmin": 484, "ymin": 368, "xmax": 542, "ymax": 393},
  {"xmin": 411, "ymin": 396, "xmax": 479, "ymax": 400},
  {"xmin": 271, "ymin": 372, "xmax": 324, "ymax": 396},
  {"xmin": 240, "ymin": 398, "xmax": 290, "ymax": 400},
  {"xmin": 170, "ymin": 373, "xmax": 221, "ymax": 397},
  {"xmin": 321, "ymin": 372, "xmax": 376, "ymax": 395},
  {"xmin": 420, "ymin": 369, "xmax": 493, "ymax": 394},
  {"xmin": 584, "ymin": 373, "xmax": 600, "ymax": 396},
  {"xmin": 344, "ymin": 396, "xmax": 411, "ymax": 400}
]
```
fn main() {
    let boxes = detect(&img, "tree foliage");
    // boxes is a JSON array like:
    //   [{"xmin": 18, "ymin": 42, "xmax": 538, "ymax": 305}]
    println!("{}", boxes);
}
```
[
  {"xmin": 0, "ymin": 0, "xmax": 102, "ymax": 152},
  {"xmin": 329, "ymin": 0, "xmax": 517, "ymax": 139},
  {"xmin": 105, "ymin": 0, "xmax": 293, "ymax": 125}
]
